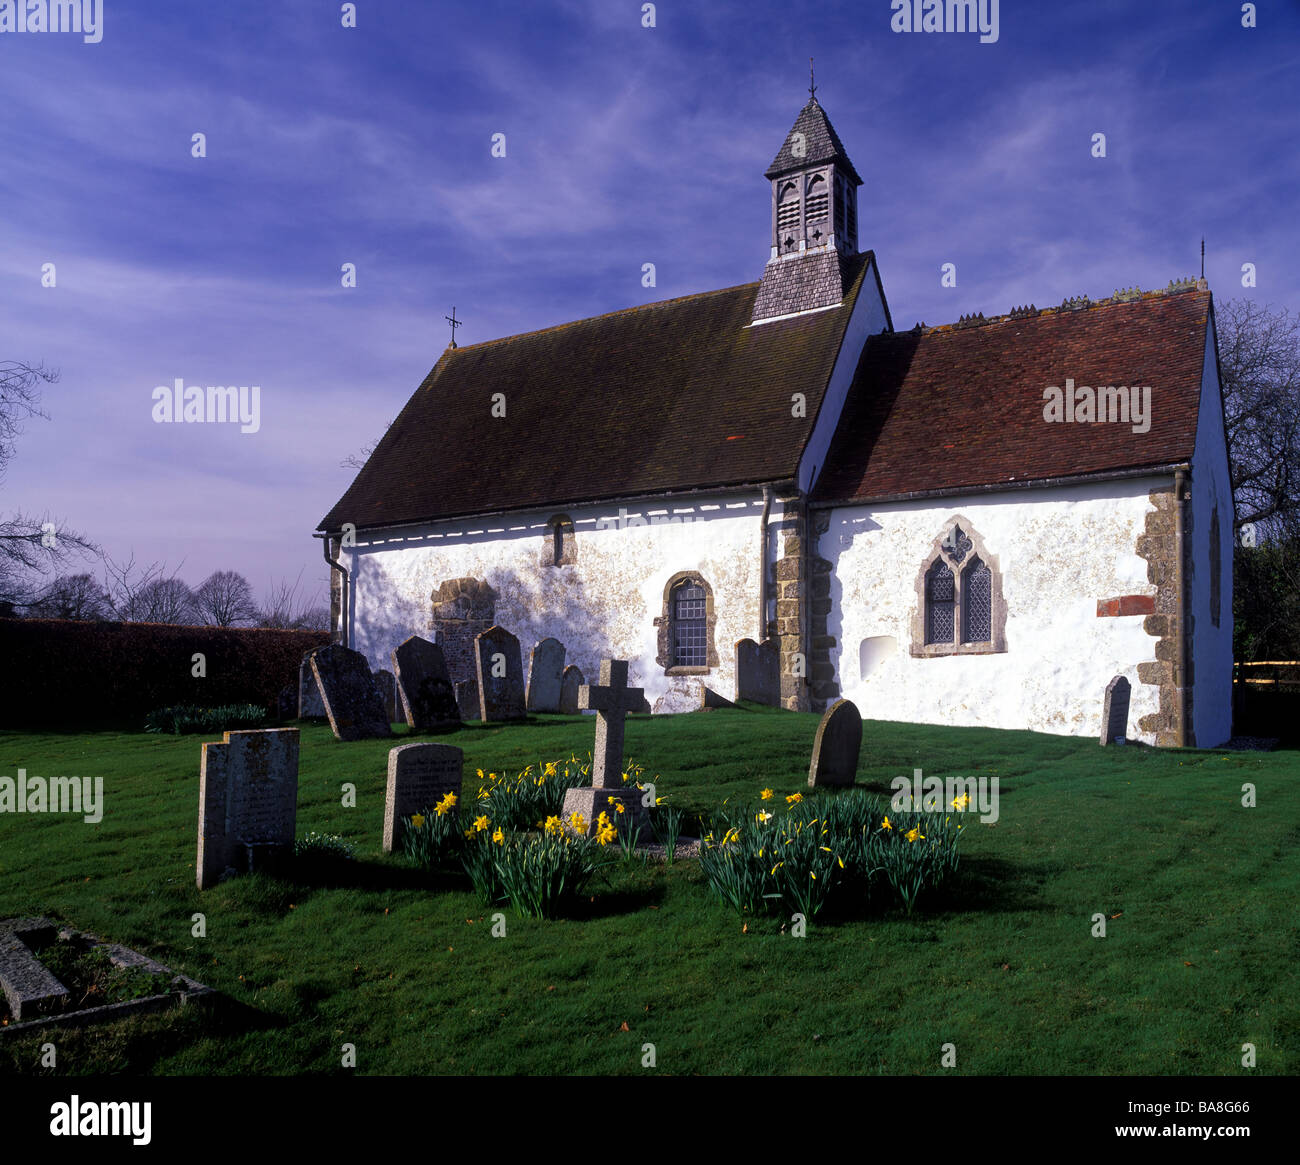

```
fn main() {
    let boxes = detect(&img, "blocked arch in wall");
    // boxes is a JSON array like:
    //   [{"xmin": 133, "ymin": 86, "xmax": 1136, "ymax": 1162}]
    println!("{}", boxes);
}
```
[
  {"xmin": 543, "ymin": 514, "xmax": 577, "ymax": 567},
  {"xmin": 909, "ymin": 517, "xmax": 1007, "ymax": 657},
  {"xmin": 654, "ymin": 570, "xmax": 720, "ymax": 674}
]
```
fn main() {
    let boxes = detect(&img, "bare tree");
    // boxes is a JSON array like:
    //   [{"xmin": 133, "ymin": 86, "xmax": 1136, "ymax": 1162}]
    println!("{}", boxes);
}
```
[
  {"xmin": 0, "ymin": 360, "xmax": 54, "ymax": 480},
  {"xmin": 100, "ymin": 552, "xmax": 192, "ymax": 622},
  {"xmin": 193, "ymin": 569, "xmax": 259, "ymax": 626},
  {"xmin": 256, "ymin": 571, "xmax": 326, "ymax": 629},
  {"xmin": 1218, "ymin": 299, "xmax": 1300, "ymax": 537},
  {"xmin": 136, "ymin": 576, "xmax": 197, "ymax": 624},
  {"xmin": 27, "ymin": 572, "xmax": 111, "ymax": 620},
  {"xmin": 341, "ymin": 417, "xmax": 395, "ymax": 470}
]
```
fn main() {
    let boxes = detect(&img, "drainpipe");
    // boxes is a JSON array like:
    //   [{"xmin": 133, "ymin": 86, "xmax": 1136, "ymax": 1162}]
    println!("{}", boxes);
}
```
[
  {"xmin": 758, "ymin": 485, "xmax": 773, "ymax": 641},
  {"xmin": 1173, "ymin": 468, "xmax": 1189, "ymax": 747},
  {"xmin": 320, "ymin": 533, "xmax": 349, "ymax": 649}
]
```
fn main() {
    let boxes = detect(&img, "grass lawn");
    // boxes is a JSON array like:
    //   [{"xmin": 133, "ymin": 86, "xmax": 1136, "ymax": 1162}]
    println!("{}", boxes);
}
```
[{"xmin": 0, "ymin": 707, "xmax": 1296, "ymax": 1076}]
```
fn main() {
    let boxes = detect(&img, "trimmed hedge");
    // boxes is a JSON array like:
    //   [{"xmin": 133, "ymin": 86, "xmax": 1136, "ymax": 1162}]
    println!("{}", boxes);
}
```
[{"xmin": 0, "ymin": 619, "xmax": 331, "ymax": 729}]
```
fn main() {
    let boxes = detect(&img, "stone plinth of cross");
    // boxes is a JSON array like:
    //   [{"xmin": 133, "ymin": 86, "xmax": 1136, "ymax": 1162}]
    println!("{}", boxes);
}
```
[{"xmin": 579, "ymin": 659, "xmax": 644, "ymax": 789}]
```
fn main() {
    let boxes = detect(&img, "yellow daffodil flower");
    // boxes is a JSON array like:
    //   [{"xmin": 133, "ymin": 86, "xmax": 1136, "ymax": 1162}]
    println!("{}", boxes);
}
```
[
  {"xmin": 410, "ymin": 814, "xmax": 426, "ymax": 829},
  {"xmin": 760, "ymin": 788, "xmax": 775, "ymax": 801}
]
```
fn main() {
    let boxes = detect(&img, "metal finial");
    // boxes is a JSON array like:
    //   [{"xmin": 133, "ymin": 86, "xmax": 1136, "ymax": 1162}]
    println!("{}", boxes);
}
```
[
  {"xmin": 445, "ymin": 306, "xmax": 462, "ymax": 349},
  {"xmin": 1200, "ymin": 237, "xmax": 1205, "ymax": 280},
  {"xmin": 809, "ymin": 57, "xmax": 817, "ymax": 102}
]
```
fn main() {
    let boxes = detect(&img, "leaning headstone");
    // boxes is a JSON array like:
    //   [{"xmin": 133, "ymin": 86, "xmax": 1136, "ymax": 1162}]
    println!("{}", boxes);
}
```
[
  {"xmin": 526, "ymin": 637, "xmax": 566, "ymax": 713},
  {"xmin": 807, "ymin": 699, "xmax": 862, "ymax": 788},
  {"xmin": 393, "ymin": 635, "xmax": 461, "ymax": 733},
  {"xmin": 735, "ymin": 637, "xmax": 781, "ymax": 706},
  {"xmin": 455, "ymin": 679, "xmax": 479, "ymax": 721},
  {"xmin": 299, "ymin": 649, "xmax": 327, "ymax": 719},
  {"xmin": 561, "ymin": 659, "xmax": 649, "ymax": 836},
  {"xmin": 558, "ymin": 665, "xmax": 585, "ymax": 714},
  {"xmin": 382, "ymin": 743, "xmax": 464, "ymax": 853},
  {"xmin": 1100, "ymin": 675, "xmax": 1132, "ymax": 745},
  {"xmin": 311, "ymin": 645, "xmax": 392, "ymax": 741},
  {"xmin": 372, "ymin": 669, "xmax": 400, "ymax": 724},
  {"xmin": 197, "ymin": 728, "xmax": 300, "ymax": 890},
  {"xmin": 475, "ymin": 625, "xmax": 526, "ymax": 721}
]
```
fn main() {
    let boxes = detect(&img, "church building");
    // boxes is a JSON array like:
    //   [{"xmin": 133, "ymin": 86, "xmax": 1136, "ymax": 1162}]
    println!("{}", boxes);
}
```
[{"xmin": 318, "ymin": 94, "xmax": 1234, "ymax": 748}]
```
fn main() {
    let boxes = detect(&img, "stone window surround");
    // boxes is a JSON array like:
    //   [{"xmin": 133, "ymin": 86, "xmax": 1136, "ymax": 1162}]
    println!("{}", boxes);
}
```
[
  {"xmin": 909, "ymin": 516, "xmax": 1008, "ymax": 657},
  {"xmin": 654, "ymin": 570, "xmax": 720, "ymax": 675}
]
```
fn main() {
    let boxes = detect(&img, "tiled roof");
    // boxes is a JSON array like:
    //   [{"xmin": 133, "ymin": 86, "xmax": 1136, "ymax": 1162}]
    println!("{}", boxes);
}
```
[
  {"xmin": 811, "ymin": 287, "xmax": 1212, "ymax": 505},
  {"xmin": 319, "ymin": 251, "xmax": 877, "ymax": 532},
  {"xmin": 765, "ymin": 99, "xmax": 863, "ymax": 184}
]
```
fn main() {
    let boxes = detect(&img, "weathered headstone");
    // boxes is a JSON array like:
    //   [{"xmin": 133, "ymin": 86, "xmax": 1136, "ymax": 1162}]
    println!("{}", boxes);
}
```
[
  {"xmin": 700, "ymin": 685, "xmax": 735, "ymax": 709},
  {"xmin": 455, "ymin": 678, "xmax": 479, "ymax": 721},
  {"xmin": 558, "ymin": 664, "xmax": 585, "ymax": 714},
  {"xmin": 311, "ymin": 645, "xmax": 392, "ymax": 741},
  {"xmin": 0, "ymin": 919, "xmax": 69, "ymax": 1021},
  {"xmin": 299, "ymin": 649, "xmax": 327, "ymax": 719},
  {"xmin": 561, "ymin": 660, "xmax": 648, "ymax": 836},
  {"xmin": 1100, "ymin": 675, "xmax": 1131, "ymax": 745},
  {"xmin": 392, "ymin": 635, "xmax": 461, "ymax": 733},
  {"xmin": 197, "ymin": 728, "xmax": 299, "ymax": 890},
  {"xmin": 526, "ymin": 637, "xmax": 566, "ymax": 713},
  {"xmin": 382, "ymin": 743, "xmax": 464, "ymax": 852},
  {"xmin": 372, "ymin": 669, "xmax": 400, "ymax": 724},
  {"xmin": 475, "ymin": 625, "xmax": 526, "ymax": 721},
  {"xmin": 807, "ymin": 699, "xmax": 862, "ymax": 788},
  {"xmin": 735, "ymin": 637, "xmax": 781, "ymax": 706}
]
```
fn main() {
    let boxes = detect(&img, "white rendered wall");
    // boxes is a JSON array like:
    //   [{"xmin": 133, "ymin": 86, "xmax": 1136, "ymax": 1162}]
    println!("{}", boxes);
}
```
[
  {"xmin": 1188, "ymin": 316, "xmax": 1235, "ymax": 748},
  {"xmin": 823, "ymin": 478, "xmax": 1168, "ymax": 742},
  {"xmin": 344, "ymin": 491, "xmax": 783, "ymax": 711}
]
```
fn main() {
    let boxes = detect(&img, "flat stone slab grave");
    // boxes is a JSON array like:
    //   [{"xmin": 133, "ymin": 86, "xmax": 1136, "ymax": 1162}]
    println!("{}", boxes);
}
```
[
  {"xmin": 392, "ymin": 635, "xmax": 461, "ymax": 733},
  {"xmin": 198, "ymin": 728, "xmax": 299, "ymax": 890},
  {"xmin": 312, "ymin": 644, "xmax": 392, "ymax": 741},
  {"xmin": 383, "ymin": 743, "xmax": 464, "ymax": 853},
  {"xmin": 808, "ymin": 698, "xmax": 862, "ymax": 787},
  {"xmin": 0, "ymin": 917, "xmax": 213, "ymax": 1035}
]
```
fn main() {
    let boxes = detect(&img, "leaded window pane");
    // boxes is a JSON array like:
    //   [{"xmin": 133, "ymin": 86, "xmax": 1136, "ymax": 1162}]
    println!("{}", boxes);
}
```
[
  {"xmin": 925, "ymin": 562, "xmax": 955, "ymax": 644},
  {"xmin": 963, "ymin": 557, "xmax": 992, "ymax": 643},
  {"xmin": 674, "ymin": 583, "xmax": 707, "ymax": 666}
]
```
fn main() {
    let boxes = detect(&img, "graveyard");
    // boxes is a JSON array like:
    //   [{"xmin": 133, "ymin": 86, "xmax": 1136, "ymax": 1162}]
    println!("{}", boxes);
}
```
[{"xmin": 1, "ymin": 691, "xmax": 1295, "ymax": 1075}]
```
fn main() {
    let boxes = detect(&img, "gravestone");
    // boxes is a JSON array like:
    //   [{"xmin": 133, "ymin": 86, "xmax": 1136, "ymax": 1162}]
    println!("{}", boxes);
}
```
[
  {"xmin": 526, "ymin": 637, "xmax": 566, "ymax": 713},
  {"xmin": 197, "ymin": 728, "xmax": 299, "ymax": 890},
  {"xmin": 561, "ymin": 659, "xmax": 649, "ymax": 837},
  {"xmin": 372, "ymin": 669, "xmax": 400, "ymax": 724},
  {"xmin": 558, "ymin": 665, "xmax": 585, "ymax": 714},
  {"xmin": 475, "ymin": 625, "xmax": 526, "ymax": 721},
  {"xmin": 1100, "ymin": 675, "xmax": 1131, "ymax": 745},
  {"xmin": 311, "ymin": 644, "xmax": 392, "ymax": 741},
  {"xmin": 276, "ymin": 684, "xmax": 296, "ymax": 721},
  {"xmin": 735, "ymin": 637, "xmax": 781, "ymax": 706},
  {"xmin": 0, "ymin": 918, "xmax": 69, "ymax": 1021},
  {"xmin": 392, "ymin": 635, "xmax": 461, "ymax": 733},
  {"xmin": 299, "ymin": 649, "xmax": 327, "ymax": 719},
  {"xmin": 807, "ymin": 699, "xmax": 862, "ymax": 788},
  {"xmin": 455, "ymin": 678, "xmax": 479, "ymax": 721},
  {"xmin": 382, "ymin": 743, "xmax": 464, "ymax": 852}
]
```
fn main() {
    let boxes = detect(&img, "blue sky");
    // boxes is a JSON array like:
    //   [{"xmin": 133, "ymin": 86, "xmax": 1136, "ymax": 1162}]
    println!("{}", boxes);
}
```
[{"xmin": 3, "ymin": 0, "xmax": 1297, "ymax": 609}]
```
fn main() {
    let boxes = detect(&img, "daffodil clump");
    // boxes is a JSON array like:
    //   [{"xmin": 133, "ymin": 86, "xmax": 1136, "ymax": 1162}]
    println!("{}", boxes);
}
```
[
  {"xmin": 399, "ymin": 791, "xmax": 463, "ymax": 870},
  {"xmin": 699, "ymin": 787, "xmax": 965, "ymax": 920},
  {"xmin": 473, "ymin": 758, "xmax": 592, "ymax": 830},
  {"xmin": 462, "ymin": 816, "xmax": 608, "ymax": 919}
]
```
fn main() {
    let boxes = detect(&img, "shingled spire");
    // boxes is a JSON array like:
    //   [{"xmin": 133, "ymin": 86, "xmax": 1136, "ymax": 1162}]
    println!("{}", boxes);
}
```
[{"xmin": 751, "ymin": 95, "xmax": 862, "ymax": 325}]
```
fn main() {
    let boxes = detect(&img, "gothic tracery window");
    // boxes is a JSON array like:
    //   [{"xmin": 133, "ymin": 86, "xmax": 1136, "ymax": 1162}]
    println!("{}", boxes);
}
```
[{"xmin": 912, "ymin": 520, "xmax": 1006, "ymax": 657}]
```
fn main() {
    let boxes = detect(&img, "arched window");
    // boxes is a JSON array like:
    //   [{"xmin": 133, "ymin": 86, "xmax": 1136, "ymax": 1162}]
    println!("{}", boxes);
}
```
[
  {"xmin": 542, "ymin": 514, "xmax": 576, "ymax": 567},
  {"xmin": 911, "ymin": 519, "xmax": 1007, "ymax": 657},
  {"xmin": 654, "ymin": 571, "xmax": 719, "ymax": 673}
]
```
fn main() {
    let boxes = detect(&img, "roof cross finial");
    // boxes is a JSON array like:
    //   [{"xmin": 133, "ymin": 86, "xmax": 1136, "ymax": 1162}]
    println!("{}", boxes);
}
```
[
  {"xmin": 1200, "ymin": 236, "xmax": 1205, "ymax": 280},
  {"xmin": 809, "ymin": 57, "xmax": 817, "ymax": 103},
  {"xmin": 445, "ymin": 305, "xmax": 462, "ymax": 349}
]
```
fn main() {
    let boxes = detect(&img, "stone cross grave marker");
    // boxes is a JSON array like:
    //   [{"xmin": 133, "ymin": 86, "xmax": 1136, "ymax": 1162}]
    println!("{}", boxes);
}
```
[
  {"xmin": 735, "ymin": 637, "xmax": 781, "ymax": 706},
  {"xmin": 312, "ymin": 644, "xmax": 392, "ymax": 741},
  {"xmin": 1100, "ymin": 675, "xmax": 1131, "ymax": 745},
  {"xmin": 392, "ymin": 635, "xmax": 461, "ymax": 733},
  {"xmin": 561, "ymin": 659, "xmax": 648, "ymax": 837},
  {"xmin": 382, "ymin": 743, "xmax": 464, "ymax": 852},
  {"xmin": 475, "ymin": 625, "xmax": 526, "ymax": 721},
  {"xmin": 198, "ymin": 728, "xmax": 299, "ymax": 890},
  {"xmin": 807, "ymin": 698, "xmax": 862, "ymax": 787},
  {"xmin": 299, "ymin": 648, "xmax": 327, "ymax": 719},
  {"xmin": 526, "ymin": 637, "xmax": 566, "ymax": 713},
  {"xmin": 558, "ymin": 664, "xmax": 585, "ymax": 714}
]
